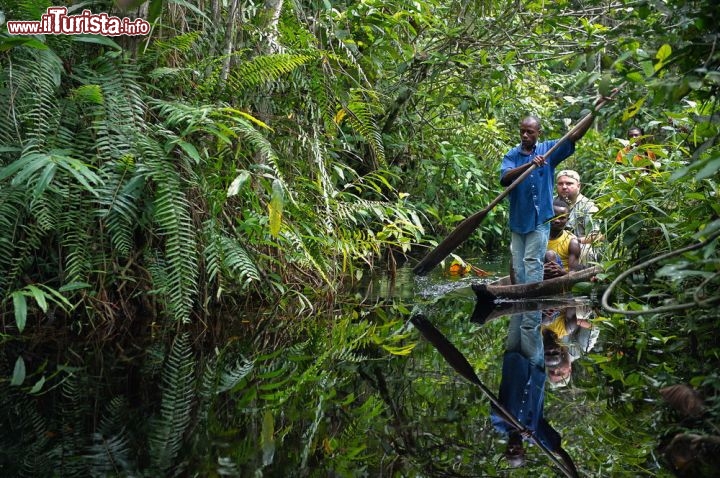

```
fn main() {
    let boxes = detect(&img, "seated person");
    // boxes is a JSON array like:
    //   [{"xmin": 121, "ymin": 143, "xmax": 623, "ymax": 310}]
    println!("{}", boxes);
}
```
[
  {"xmin": 555, "ymin": 169, "xmax": 601, "ymax": 263},
  {"xmin": 543, "ymin": 198, "xmax": 583, "ymax": 279},
  {"xmin": 615, "ymin": 126, "xmax": 658, "ymax": 168}
]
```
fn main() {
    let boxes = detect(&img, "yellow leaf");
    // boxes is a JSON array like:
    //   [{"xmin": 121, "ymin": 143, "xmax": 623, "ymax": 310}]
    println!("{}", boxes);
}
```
[
  {"xmin": 268, "ymin": 179, "xmax": 284, "ymax": 237},
  {"xmin": 334, "ymin": 108, "xmax": 347, "ymax": 125},
  {"xmin": 656, "ymin": 44, "xmax": 672, "ymax": 62},
  {"xmin": 622, "ymin": 97, "xmax": 646, "ymax": 121},
  {"xmin": 381, "ymin": 343, "xmax": 417, "ymax": 356}
]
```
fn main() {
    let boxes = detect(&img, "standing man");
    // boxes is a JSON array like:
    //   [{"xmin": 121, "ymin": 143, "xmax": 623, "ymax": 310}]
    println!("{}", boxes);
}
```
[
  {"xmin": 501, "ymin": 113, "xmax": 596, "ymax": 284},
  {"xmin": 556, "ymin": 169, "xmax": 601, "ymax": 262}
]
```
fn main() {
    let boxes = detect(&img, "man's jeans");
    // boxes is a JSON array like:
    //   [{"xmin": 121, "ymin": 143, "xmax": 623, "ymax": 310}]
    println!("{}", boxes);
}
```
[
  {"xmin": 506, "ymin": 311, "xmax": 544, "ymax": 366},
  {"xmin": 510, "ymin": 222, "xmax": 550, "ymax": 285}
]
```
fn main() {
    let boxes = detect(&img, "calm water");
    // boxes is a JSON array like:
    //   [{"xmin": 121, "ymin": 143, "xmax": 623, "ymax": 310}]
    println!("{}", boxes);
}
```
[{"xmin": 0, "ymin": 253, "xmax": 671, "ymax": 477}]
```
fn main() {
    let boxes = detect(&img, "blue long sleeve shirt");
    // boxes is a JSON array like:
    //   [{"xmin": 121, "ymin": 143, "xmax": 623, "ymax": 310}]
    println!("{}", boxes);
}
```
[
  {"xmin": 500, "ymin": 140, "xmax": 575, "ymax": 234},
  {"xmin": 490, "ymin": 351, "xmax": 561, "ymax": 452}
]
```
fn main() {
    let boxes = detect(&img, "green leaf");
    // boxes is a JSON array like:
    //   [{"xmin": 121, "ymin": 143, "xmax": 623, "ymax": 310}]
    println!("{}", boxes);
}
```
[
  {"xmin": 626, "ymin": 72, "xmax": 644, "ymax": 84},
  {"xmin": 26, "ymin": 284, "xmax": 48, "ymax": 312},
  {"xmin": 11, "ymin": 356, "xmax": 26, "ymax": 386},
  {"xmin": 12, "ymin": 292, "xmax": 27, "ymax": 333},
  {"xmin": 177, "ymin": 140, "xmax": 202, "ymax": 165},
  {"xmin": 598, "ymin": 74, "xmax": 613, "ymax": 97},
  {"xmin": 148, "ymin": 0, "xmax": 164, "ymax": 24},
  {"xmin": 622, "ymin": 98, "xmax": 645, "ymax": 121},
  {"xmin": 0, "ymin": 36, "xmax": 48, "ymax": 52},
  {"xmin": 72, "ymin": 35, "xmax": 122, "ymax": 51},
  {"xmin": 695, "ymin": 156, "xmax": 720, "ymax": 180},
  {"xmin": 29, "ymin": 376, "xmax": 46, "ymax": 394},
  {"xmin": 656, "ymin": 44, "xmax": 672, "ymax": 62},
  {"xmin": 641, "ymin": 61, "xmax": 654, "ymax": 78},
  {"xmin": 59, "ymin": 282, "xmax": 92, "ymax": 292},
  {"xmin": 228, "ymin": 170, "xmax": 251, "ymax": 197}
]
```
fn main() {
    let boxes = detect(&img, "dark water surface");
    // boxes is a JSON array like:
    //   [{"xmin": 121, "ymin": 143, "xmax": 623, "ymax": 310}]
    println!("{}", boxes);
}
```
[{"xmin": 0, "ymin": 253, "xmax": 671, "ymax": 477}]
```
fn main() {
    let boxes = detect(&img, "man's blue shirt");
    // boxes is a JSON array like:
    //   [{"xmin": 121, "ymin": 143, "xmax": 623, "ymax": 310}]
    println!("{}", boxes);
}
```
[
  {"xmin": 500, "ymin": 139, "xmax": 575, "ymax": 234},
  {"xmin": 490, "ymin": 351, "xmax": 561, "ymax": 452}
]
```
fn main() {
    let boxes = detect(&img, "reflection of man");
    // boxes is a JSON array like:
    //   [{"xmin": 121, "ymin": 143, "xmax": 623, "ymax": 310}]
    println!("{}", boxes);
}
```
[{"xmin": 491, "ymin": 311, "xmax": 579, "ymax": 475}]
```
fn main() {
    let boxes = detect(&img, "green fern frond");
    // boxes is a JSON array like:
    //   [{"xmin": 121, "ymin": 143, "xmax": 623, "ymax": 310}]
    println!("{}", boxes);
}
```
[
  {"xmin": 227, "ymin": 53, "xmax": 316, "ymax": 91},
  {"xmin": 144, "ymin": 31, "xmax": 204, "ymax": 66},
  {"xmin": 3, "ymin": 221, "xmax": 44, "ymax": 290},
  {"xmin": 148, "ymin": 333, "xmax": 195, "ymax": 474},
  {"xmin": 282, "ymin": 226, "xmax": 334, "ymax": 288},
  {"xmin": 343, "ymin": 88, "xmax": 386, "ymax": 166},
  {"xmin": 153, "ymin": 182, "xmax": 198, "ymax": 322},
  {"xmin": 89, "ymin": 54, "xmax": 147, "ymax": 163},
  {"xmin": 217, "ymin": 359, "xmax": 255, "ymax": 394},
  {"xmin": 86, "ymin": 430, "xmax": 134, "ymax": 476},
  {"xmin": 61, "ymin": 207, "xmax": 93, "ymax": 284},
  {"xmin": 58, "ymin": 373, "xmax": 92, "ymax": 477},
  {"xmin": 219, "ymin": 235, "xmax": 261, "ymax": 286},
  {"xmin": 9, "ymin": 48, "xmax": 64, "ymax": 153},
  {"xmin": 96, "ymin": 162, "xmax": 145, "ymax": 258},
  {"xmin": 88, "ymin": 396, "xmax": 135, "ymax": 474}
]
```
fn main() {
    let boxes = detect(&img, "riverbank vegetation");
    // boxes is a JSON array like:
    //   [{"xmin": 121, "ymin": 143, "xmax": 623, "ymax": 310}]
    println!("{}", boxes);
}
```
[{"xmin": 1, "ymin": 0, "xmax": 718, "ymax": 476}]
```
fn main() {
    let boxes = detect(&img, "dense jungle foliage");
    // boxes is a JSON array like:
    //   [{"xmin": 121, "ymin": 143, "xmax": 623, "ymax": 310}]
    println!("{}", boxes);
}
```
[{"xmin": 1, "ymin": 0, "xmax": 719, "ymax": 476}]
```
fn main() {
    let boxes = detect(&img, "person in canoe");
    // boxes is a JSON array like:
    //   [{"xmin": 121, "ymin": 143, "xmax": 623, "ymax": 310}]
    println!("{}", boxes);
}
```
[
  {"xmin": 500, "ymin": 111, "xmax": 597, "ymax": 285},
  {"xmin": 544, "ymin": 197, "xmax": 584, "ymax": 279},
  {"xmin": 555, "ymin": 169, "xmax": 602, "ymax": 263}
]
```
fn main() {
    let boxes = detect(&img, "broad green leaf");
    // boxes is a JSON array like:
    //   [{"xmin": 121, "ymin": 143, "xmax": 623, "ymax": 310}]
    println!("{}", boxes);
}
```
[
  {"xmin": 59, "ymin": 282, "xmax": 92, "ymax": 292},
  {"xmin": 695, "ymin": 156, "xmax": 720, "ymax": 180},
  {"xmin": 0, "ymin": 36, "xmax": 48, "ymax": 52},
  {"xmin": 29, "ymin": 376, "xmax": 46, "ymax": 394},
  {"xmin": 177, "ymin": 140, "xmax": 202, "ymax": 165},
  {"xmin": 148, "ymin": 0, "xmax": 164, "ymax": 24},
  {"xmin": 72, "ymin": 35, "xmax": 121, "ymax": 51},
  {"xmin": 598, "ymin": 74, "xmax": 613, "ymax": 97},
  {"xmin": 641, "ymin": 60, "xmax": 654, "ymax": 77},
  {"xmin": 12, "ymin": 292, "xmax": 27, "ymax": 333},
  {"xmin": 228, "ymin": 170, "xmax": 251, "ymax": 197},
  {"xmin": 11, "ymin": 356, "xmax": 26, "ymax": 386},
  {"xmin": 26, "ymin": 284, "xmax": 48, "ymax": 312},
  {"xmin": 626, "ymin": 72, "xmax": 644, "ymax": 84}
]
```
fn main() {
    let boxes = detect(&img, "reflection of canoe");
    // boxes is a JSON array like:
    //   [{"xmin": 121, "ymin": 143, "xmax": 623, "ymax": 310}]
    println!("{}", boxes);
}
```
[
  {"xmin": 470, "ymin": 297, "xmax": 587, "ymax": 325},
  {"xmin": 473, "ymin": 266, "xmax": 601, "ymax": 301}
]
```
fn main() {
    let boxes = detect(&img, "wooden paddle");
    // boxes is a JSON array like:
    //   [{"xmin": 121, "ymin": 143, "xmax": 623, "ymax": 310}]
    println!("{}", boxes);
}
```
[
  {"xmin": 410, "ymin": 313, "xmax": 578, "ymax": 477},
  {"xmin": 412, "ymin": 94, "xmax": 617, "ymax": 276}
]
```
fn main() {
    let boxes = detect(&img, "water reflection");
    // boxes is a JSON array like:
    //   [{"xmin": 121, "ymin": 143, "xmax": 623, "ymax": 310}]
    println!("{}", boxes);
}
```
[
  {"xmin": 1, "ymin": 258, "xmax": 649, "ymax": 478},
  {"xmin": 411, "ymin": 274, "xmax": 603, "ymax": 476}
]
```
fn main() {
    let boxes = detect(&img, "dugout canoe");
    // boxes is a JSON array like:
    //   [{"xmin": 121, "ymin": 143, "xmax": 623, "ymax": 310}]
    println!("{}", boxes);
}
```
[{"xmin": 472, "ymin": 265, "xmax": 601, "ymax": 301}]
